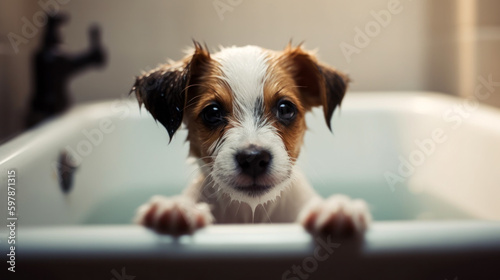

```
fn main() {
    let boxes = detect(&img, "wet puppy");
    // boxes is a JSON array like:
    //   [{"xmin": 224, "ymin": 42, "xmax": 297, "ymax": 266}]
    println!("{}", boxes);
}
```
[{"xmin": 132, "ymin": 42, "xmax": 371, "ymax": 236}]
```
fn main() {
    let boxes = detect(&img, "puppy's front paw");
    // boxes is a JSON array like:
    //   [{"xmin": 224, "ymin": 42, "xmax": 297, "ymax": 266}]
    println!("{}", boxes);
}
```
[
  {"xmin": 134, "ymin": 196, "xmax": 214, "ymax": 235},
  {"xmin": 299, "ymin": 195, "xmax": 371, "ymax": 237}
]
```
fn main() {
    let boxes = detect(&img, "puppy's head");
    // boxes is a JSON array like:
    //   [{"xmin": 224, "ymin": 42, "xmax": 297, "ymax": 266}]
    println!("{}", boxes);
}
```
[{"xmin": 132, "ymin": 42, "xmax": 348, "ymax": 205}]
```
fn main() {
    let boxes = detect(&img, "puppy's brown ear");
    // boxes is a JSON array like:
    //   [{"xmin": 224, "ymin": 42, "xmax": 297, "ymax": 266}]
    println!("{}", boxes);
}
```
[
  {"xmin": 131, "ymin": 42, "xmax": 210, "ymax": 141},
  {"xmin": 281, "ymin": 46, "xmax": 349, "ymax": 130}
]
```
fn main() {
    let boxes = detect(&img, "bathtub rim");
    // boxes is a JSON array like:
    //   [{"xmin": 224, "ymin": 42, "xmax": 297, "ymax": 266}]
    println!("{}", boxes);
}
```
[{"xmin": 4, "ymin": 220, "xmax": 500, "ymax": 260}]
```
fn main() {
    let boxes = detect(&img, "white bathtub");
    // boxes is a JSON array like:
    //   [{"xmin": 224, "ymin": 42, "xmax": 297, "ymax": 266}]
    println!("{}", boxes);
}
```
[{"xmin": 1, "ymin": 91, "xmax": 499, "ymax": 279}]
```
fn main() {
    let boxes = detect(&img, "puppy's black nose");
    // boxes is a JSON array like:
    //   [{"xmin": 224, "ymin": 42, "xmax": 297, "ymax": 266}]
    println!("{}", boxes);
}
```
[{"xmin": 235, "ymin": 146, "xmax": 272, "ymax": 178}]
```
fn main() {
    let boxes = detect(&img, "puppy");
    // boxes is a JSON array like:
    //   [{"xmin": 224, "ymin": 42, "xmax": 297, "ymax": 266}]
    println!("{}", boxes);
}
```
[{"xmin": 132, "ymin": 42, "xmax": 371, "ymax": 236}]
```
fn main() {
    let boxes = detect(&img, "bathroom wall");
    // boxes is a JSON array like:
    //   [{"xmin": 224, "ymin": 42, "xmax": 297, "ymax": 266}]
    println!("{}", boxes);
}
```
[
  {"xmin": 1, "ymin": 0, "xmax": 499, "ymax": 142},
  {"xmin": 0, "ymin": 1, "xmax": 39, "ymax": 142},
  {"xmin": 476, "ymin": 0, "xmax": 500, "ymax": 105}
]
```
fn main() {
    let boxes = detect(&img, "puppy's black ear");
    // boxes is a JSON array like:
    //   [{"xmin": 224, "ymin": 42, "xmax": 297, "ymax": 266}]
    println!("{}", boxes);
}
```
[
  {"xmin": 131, "ymin": 42, "xmax": 210, "ymax": 141},
  {"xmin": 132, "ymin": 63, "xmax": 189, "ymax": 140},
  {"xmin": 282, "ymin": 45, "xmax": 349, "ymax": 130}
]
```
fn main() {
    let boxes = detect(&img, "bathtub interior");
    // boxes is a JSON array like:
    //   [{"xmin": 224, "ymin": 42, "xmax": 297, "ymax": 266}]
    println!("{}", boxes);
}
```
[{"xmin": 1, "ymin": 92, "xmax": 499, "ymax": 227}]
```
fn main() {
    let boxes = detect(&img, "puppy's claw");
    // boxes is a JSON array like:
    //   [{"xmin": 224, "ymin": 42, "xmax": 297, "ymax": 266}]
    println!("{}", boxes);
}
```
[
  {"xmin": 299, "ymin": 195, "xmax": 371, "ymax": 237},
  {"xmin": 134, "ymin": 196, "xmax": 214, "ymax": 235}
]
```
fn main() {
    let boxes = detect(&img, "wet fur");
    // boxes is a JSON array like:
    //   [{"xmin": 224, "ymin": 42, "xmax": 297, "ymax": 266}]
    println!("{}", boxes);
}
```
[{"xmin": 132, "ymin": 42, "xmax": 370, "ymax": 236}]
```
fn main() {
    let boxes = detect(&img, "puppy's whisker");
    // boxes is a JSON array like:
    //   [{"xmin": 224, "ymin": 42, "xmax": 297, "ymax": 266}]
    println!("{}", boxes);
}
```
[
  {"xmin": 187, "ymin": 161, "xmax": 214, "ymax": 177},
  {"xmin": 197, "ymin": 155, "xmax": 217, "ymax": 162},
  {"xmin": 198, "ymin": 175, "xmax": 218, "ymax": 202},
  {"xmin": 189, "ymin": 164, "xmax": 215, "ymax": 198},
  {"xmin": 132, "ymin": 43, "xmax": 366, "ymax": 236},
  {"xmin": 199, "ymin": 171, "xmax": 215, "ymax": 188},
  {"xmin": 207, "ymin": 185, "xmax": 223, "ymax": 200},
  {"xmin": 207, "ymin": 133, "xmax": 227, "ymax": 155}
]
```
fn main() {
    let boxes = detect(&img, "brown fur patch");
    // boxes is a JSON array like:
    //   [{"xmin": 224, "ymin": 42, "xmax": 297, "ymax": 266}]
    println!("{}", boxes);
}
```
[
  {"xmin": 276, "ymin": 45, "xmax": 349, "ymax": 130},
  {"xmin": 184, "ymin": 55, "xmax": 234, "ymax": 163},
  {"xmin": 263, "ymin": 51, "xmax": 308, "ymax": 161},
  {"xmin": 184, "ymin": 45, "xmax": 346, "ymax": 165}
]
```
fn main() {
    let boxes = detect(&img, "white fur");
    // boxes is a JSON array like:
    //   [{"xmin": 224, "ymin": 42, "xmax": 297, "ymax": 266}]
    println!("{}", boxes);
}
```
[
  {"xmin": 189, "ymin": 165, "xmax": 319, "ymax": 223},
  {"xmin": 208, "ymin": 46, "xmax": 293, "ymax": 210},
  {"xmin": 212, "ymin": 45, "xmax": 268, "ymax": 120},
  {"xmin": 135, "ymin": 45, "xmax": 371, "ymax": 235}
]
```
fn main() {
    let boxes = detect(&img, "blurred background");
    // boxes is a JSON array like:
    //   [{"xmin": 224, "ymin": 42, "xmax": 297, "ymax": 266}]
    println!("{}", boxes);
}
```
[{"xmin": 0, "ymin": 0, "xmax": 499, "ymax": 143}]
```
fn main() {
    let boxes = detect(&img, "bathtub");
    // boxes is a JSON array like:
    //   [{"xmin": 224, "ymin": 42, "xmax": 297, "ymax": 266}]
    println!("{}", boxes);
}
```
[{"xmin": 1, "ymin": 91, "xmax": 499, "ymax": 279}]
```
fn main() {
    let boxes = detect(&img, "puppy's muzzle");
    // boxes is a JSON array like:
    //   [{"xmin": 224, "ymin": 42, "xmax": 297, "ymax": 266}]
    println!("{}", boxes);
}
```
[{"xmin": 235, "ymin": 145, "xmax": 272, "ymax": 178}]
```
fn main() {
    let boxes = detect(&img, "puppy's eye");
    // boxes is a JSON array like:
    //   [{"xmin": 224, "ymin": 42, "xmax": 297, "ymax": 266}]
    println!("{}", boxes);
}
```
[
  {"xmin": 201, "ymin": 103, "xmax": 226, "ymax": 127},
  {"xmin": 276, "ymin": 99, "xmax": 297, "ymax": 124}
]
